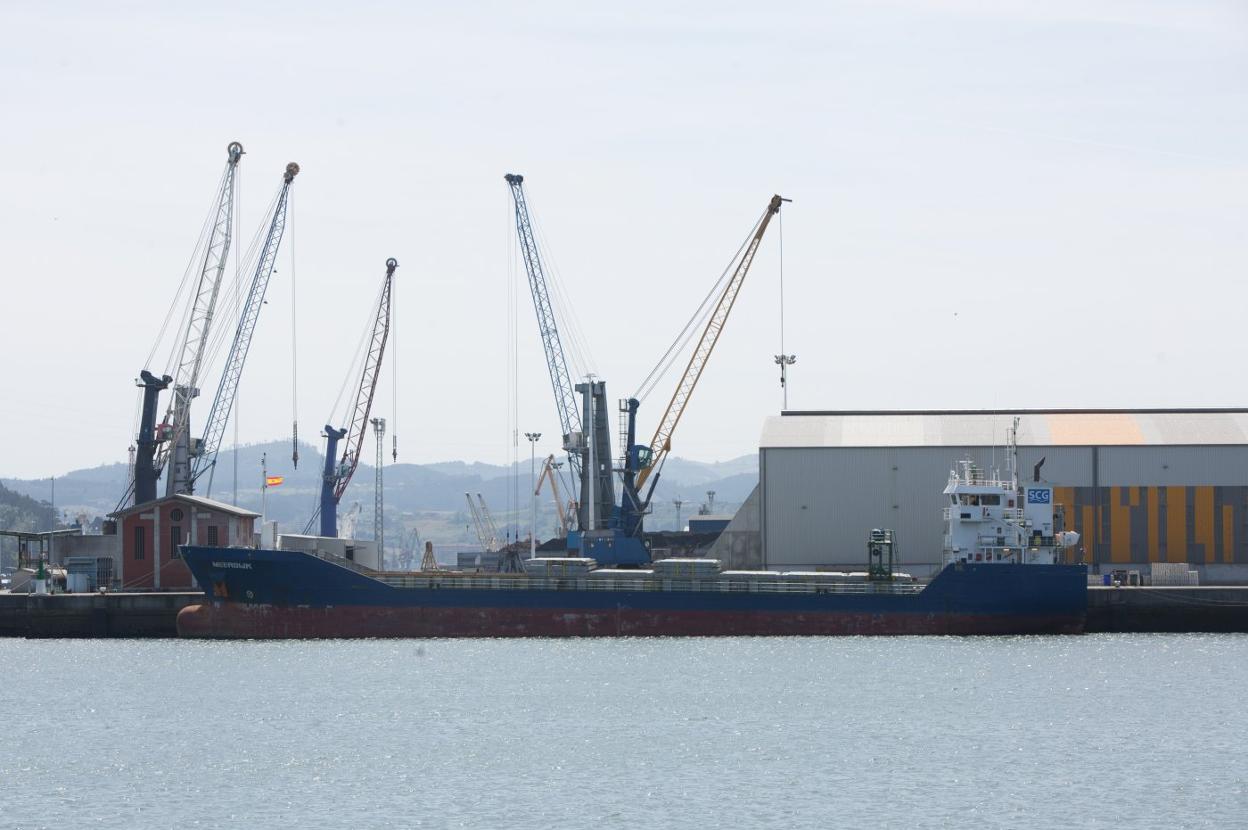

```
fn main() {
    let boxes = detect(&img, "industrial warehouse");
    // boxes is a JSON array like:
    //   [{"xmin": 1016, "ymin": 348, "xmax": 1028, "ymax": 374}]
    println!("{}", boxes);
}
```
[{"xmin": 730, "ymin": 408, "xmax": 1248, "ymax": 582}]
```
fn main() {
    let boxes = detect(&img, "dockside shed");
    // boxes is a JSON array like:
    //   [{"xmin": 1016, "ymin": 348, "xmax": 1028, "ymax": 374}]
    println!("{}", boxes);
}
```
[{"xmin": 759, "ymin": 409, "xmax": 1248, "ymax": 580}]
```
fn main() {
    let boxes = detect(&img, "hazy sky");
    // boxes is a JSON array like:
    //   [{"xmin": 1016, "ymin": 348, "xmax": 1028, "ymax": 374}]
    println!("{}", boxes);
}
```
[{"xmin": 2, "ymin": 1, "xmax": 1245, "ymax": 479}]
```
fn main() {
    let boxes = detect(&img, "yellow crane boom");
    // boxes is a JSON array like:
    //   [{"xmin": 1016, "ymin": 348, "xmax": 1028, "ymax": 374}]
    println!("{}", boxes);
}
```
[
  {"xmin": 635, "ymin": 194, "xmax": 787, "ymax": 493},
  {"xmin": 534, "ymin": 454, "xmax": 573, "ymax": 537}
]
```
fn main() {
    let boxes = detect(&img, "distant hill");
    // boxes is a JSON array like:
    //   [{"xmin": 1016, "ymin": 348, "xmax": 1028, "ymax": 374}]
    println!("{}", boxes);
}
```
[
  {"xmin": 0, "ymin": 481, "xmax": 54, "ymax": 532},
  {"xmin": 2, "ymin": 441, "xmax": 758, "ymax": 546}
]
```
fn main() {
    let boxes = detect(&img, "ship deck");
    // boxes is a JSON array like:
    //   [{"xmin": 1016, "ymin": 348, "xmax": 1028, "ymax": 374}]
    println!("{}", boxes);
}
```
[{"xmin": 371, "ymin": 571, "xmax": 927, "ymax": 596}]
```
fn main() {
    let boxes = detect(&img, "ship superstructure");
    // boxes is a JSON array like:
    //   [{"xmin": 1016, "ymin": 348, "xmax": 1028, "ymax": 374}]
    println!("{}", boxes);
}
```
[{"xmin": 943, "ymin": 422, "xmax": 1080, "ymax": 567}]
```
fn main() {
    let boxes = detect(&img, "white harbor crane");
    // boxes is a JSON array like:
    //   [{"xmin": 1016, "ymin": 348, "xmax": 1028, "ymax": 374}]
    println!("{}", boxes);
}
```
[
  {"xmin": 465, "ymin": 493, "xmax": 498, "ymax": 553},
  {"xmin": 158, "ymin": 141, "xmax": 244, "ymax": 498},
  {"xmin": 476, "ymin": 494, "xmax": 502, "ymax": 553},
  {"xmin": 128, "ymin": 142, "xmax": 243, "ymax": 507}
]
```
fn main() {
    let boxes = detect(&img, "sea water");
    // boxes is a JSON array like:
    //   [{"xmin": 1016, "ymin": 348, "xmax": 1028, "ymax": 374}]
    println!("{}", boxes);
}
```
[{"xmin": 1, "ymin": 634, "xmax": 1245, "ymax": 829}]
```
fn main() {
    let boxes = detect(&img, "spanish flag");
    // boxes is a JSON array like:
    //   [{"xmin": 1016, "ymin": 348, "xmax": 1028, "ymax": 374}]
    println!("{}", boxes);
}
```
[{"xmin": 265, "ymin": 475, "xmax": 285, "ymax": 487}]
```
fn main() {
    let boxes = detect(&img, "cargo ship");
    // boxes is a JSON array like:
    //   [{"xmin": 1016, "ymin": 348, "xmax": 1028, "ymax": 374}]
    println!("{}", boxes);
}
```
[{"xmin": 176, "ymin": 454, "xmax": 1087, "ymax": 638}]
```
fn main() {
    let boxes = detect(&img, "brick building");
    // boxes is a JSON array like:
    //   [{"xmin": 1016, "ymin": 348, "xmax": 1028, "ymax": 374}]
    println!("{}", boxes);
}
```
[{"xmin": 111, "ymin": 494, "xmax": 258, "ymax": 590}]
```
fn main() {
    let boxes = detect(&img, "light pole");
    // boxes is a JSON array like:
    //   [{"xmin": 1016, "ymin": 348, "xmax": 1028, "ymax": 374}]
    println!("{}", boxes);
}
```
[
  {"xmin": 524, "ymin": 432, "xmax": 541, "ymax": 559},
  {"xmin": 49, "ymin": 475, "xmax": 56, "ymax": 566},
  {"xmin": 673, "ymin": 497, "xmax": 684, "ymax": 532},
  {"xmin": 774, "ymin": 354, "xmax": 796, "ymax": 410},
  {"xmin": 260, "ymin": 453, "xmax": 267, "ymax": 525}
]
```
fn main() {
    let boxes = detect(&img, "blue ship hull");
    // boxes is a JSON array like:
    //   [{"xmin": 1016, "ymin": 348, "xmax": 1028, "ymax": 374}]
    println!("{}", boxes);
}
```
[{"xmin": 177, "ymin": 546, "xmax": 1088, "ymax": 638}]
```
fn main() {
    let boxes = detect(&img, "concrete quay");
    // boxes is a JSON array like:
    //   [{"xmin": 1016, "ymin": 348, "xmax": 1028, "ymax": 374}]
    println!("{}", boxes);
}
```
[
  {"xmin": 1, "ymin": 586, "xmax": 1246, "ymax": 637},
  {"xmin": 1086, "ymin": 586, "xmax": 1248, "ymax": 633},
  {"xmin": 0, "ymin": 592, "xmax": 203, "ymax": 638}
]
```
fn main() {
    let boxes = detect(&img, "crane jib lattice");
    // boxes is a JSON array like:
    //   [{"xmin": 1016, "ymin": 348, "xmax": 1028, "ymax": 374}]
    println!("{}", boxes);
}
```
[
  {"xmin": 154, "ymin": 141, "xmax": 244, "ymax": 489},
  {"xmin": 635, "ymin": 194, "xmax": 786, "ymax": 494},
  {"xmin": 334, "ymin": 259, "xmax": 396, "ymax": 501},
  {"xmin": 192, "ymin": 162, "xmax": 300, "ymax": 493},
  {"xmin": 505, "ymin": 174, "xmax": 582, "ymax": 480}
]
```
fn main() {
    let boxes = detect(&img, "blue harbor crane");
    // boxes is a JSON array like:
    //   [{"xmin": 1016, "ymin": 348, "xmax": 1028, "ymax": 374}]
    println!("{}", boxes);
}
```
[
  {"xmin": 505, "ymin": 174, "xmax": 583, "ymax": 494},
  {"xmin": 504, "ymin": 182, "xmax": 785, "ymax": 566},
  {"xmin": 191, "ymin": 161, "xmax": 301, "ymax": 495},
  {"xmin": 312, "ymin": 258, "xmax": 397, "ymax": 538}
]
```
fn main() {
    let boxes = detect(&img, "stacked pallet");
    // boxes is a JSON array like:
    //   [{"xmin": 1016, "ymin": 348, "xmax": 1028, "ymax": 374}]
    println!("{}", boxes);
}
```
[
  {"xmin": 1151, "ymin": 562, "xmax": 1200, "ymax": 586},
  {"xmin": 652, "ymin": 558, "xmax": 722, "ymax": 578},
  {"xmin": 524, "ymin": 557, "xmax": 597, "ymax": 578}
]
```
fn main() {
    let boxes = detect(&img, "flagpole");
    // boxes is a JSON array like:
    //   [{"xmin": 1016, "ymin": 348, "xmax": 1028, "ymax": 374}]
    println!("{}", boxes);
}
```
[{"xmin": 261, "ymin": 452, "xmax": 268, "ymax": 526}]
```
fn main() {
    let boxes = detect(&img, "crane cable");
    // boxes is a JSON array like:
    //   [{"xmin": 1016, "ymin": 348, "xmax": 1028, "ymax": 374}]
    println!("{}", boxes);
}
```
[
  {"xmin": 525, "ymin": 185, "xmax": 597, "ymax": 383},
  {"xmin": 632, "ymin": 209, "xmax": 764, "ymax": 403},
  {"xmin": 142, "ymin": 166, "xmax": 230, "ymax": 374},
  {"xmin": 131, "ymin": 164, "xmax": 232, "ymax": 449},
  {"xmin": 520, "ymin": 185, "xmax": 589, "ymax": 498},
  {"xmin": 198, "ymin": 189, "xmax": 278, "ymax": 386},
  {"xmin": 391, "ymin": 264, "xmax": 398, "ymax": 462},
  {"xmin": 232, "ymin": 165, "xmax": 243, "ymax": 505},
  {"xmin": 289, "ymin": 190, "xmax": 300, "ymax": 470}
]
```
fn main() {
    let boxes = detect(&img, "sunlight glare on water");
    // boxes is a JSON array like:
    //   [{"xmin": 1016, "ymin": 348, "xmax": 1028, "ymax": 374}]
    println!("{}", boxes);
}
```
[{"xmin": 1, "ymin": 634, "xmax": 1245, "ymax": 829}]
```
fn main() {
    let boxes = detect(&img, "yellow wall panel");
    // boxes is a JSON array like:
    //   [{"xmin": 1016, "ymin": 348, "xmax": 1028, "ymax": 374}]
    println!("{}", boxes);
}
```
[
  {"xmin": 1195, "ymin": 486, "xmax": 1215, "ymax": 564},
  {"xmin": 1223, "ymin": 505, "xmax": 1235, "ymax": 564},
  {"xmin": 1110, "ymin": 487, "xmax": 1131, "ymax": 563},
  {"xmin": 1166, "ymin": 486, "xmax": 1186, "ymax": 563},
  {"xmin": 1052, "ymin": 487, "xmax": 1075, "ymax": 534}
]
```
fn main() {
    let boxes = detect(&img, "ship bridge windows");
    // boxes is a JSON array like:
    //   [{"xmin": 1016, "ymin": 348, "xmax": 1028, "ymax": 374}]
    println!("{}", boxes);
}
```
[{"xmin": 956, "ymin": 494, "xmax": 1001, "ymax": 506}]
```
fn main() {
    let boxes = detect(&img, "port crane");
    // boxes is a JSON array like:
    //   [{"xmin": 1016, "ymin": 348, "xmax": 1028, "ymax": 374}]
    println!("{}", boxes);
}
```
[
  {"xmin": 577, "ymin": 194, "xmax": 787, "ymax": 565},
  {"xmin": 132, "ymin": 151, "xmax": 300, "ymax": 505},
  {"xmin": 189, "ymin": 161, "xmax": 301, "ymax": 496},
  {"xmin": 477, "ymin": 494, "xmax": 503, "ymax": 553},
  {"xmin": 633, "ymin": 195, "xmax": 787, "ymax": 494},
  {"xmin": 535, "ymin": 454, "xmax": 572, "ymax": 537},
  {"xmin": 156, "ymin": 141, "xmax": 244, "ymax": 498},
  {"xmin": 502, "ymin": 175, "xmax": 784, "ymax": 564},
  {"xmin": 398, "ymin": 529, "xmax": 416, "ymax": 570},
  {"xmin": 599, "ymin": 190, "xmax": 783, "ymax": 559},
  {"xmin": 465, "ymin": 493, "xmax": 499, "ymax": 553},
  {"xmin": 399, "ymin": 527, "xmax": 434, "ymax": 571},
  {"xmin": 306, "ymin": 258, "xmax": 397, "ymax": 538},
  {"xmin": 505, "ymin": 174, "xmax": 583, "ymax": 498},
  {"xmin": 130, "ymin": 143, "xmax": 243, "ymax": 505}
]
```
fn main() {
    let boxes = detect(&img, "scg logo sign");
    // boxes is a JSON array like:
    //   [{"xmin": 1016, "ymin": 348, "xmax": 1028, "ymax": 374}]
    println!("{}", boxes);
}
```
[{"xmin": 1027, "ymin": 488, "xmax": 1052, "ymax": 504}]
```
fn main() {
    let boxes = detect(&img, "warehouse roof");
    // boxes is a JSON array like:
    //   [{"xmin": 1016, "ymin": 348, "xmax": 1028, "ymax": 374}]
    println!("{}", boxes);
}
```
[{"xmin": 760, "ymin": 409, "xmax": 1248, "ymax": 448}]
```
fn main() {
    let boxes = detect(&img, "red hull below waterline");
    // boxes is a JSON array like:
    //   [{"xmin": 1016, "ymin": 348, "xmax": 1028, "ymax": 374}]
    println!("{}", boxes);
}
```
[{"xmin": 177, "ymin": 602, "xmax": 1084, "ymax": 639}]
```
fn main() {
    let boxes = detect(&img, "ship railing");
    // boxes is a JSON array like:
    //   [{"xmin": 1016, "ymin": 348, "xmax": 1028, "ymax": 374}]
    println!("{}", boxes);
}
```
[
  {"xmin": 372, "ymin": 573, "xmax": 926, "ymax": 596},
  {"xmin": 304, "ymin": 548, "xmax": 378, "ymax": 577}
]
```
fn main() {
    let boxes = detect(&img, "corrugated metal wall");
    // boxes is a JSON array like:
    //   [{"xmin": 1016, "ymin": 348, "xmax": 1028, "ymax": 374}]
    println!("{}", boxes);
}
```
[{"xmin": 761, "ymin": 446, "xmax": 1248, "ymax": 570}]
